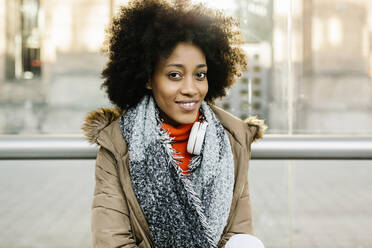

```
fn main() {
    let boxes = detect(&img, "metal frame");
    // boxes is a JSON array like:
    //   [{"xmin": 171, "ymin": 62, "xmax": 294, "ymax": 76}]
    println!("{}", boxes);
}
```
[{"xmin": 0, "ymin": 135, "xmax": 371, "ymax": 159}]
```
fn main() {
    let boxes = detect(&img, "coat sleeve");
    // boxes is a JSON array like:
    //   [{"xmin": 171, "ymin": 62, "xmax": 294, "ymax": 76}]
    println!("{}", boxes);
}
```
[
  {"xmin": 218, "ymin": 180, "xmax": 254, "ymax": 247},
  {"xmin": 92, "ymin": 146, "xmax": 138, "ymax": 248},
  {"xmin": 218, "ymin": 125, "xmax": 259, "ymax": 248}
]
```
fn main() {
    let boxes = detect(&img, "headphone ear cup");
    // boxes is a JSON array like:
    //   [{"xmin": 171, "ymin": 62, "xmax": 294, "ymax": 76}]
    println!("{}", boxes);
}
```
[
  {"xmin": 187, "ymin": 122, "xmax": 200, "ymax": 154},
  {"xmin": 187, "ymin": 122, "xmax": 208, "ymax": 155},
  {"xmin": 193, "ymin": 122, "xmax": 208, "ymax": 155}
]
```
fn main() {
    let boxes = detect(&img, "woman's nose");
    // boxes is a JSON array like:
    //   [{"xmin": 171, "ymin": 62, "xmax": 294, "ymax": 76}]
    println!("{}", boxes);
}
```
[{"xmin": 180, "ymin": 76, "xmax": 198, "ymax": 96}]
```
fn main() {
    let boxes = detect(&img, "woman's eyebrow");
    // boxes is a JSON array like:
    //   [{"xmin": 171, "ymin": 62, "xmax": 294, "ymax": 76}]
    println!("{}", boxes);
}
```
[
  {"xmin": 166, "ymin": 63, "xmax": 184, "ymax": 68},
  {"xmin": 166, "ymin": 63, "xmax": 207, "ymax": 68},
  {"xmin": 196, "ymin": 64, "xmax": 207, "ymax": 68}
]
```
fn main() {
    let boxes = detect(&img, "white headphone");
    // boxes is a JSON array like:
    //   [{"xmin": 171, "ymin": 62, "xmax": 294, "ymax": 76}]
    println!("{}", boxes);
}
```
[{"xmin": 187, "ymin": 121, "xmax": 208, "ymax": 155}]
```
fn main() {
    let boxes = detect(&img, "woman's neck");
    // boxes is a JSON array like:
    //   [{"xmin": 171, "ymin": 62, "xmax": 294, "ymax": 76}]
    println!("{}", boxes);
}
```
[{"xmin": 158, "ymin": 108, "xmax": 181, "ymax": 127}]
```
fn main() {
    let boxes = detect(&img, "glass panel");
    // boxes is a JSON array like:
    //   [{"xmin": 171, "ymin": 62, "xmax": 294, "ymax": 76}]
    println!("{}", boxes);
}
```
[
  {"xmin": 0, "ymin": 0, "xmax": 5, "ymax": 83},
  {"xmin": 292, "ymin": 0, "xmax": 372, "ymax": 134},
  {"xmin": 196, "ymin": 0, "xmax": 372, "ymax": 135}
]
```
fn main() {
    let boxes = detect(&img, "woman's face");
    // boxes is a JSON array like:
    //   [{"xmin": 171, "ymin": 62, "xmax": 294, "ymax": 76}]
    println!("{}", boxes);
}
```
[{"xmin": 148, "ymin": 42, "xmax": 208, "ymax": 126}]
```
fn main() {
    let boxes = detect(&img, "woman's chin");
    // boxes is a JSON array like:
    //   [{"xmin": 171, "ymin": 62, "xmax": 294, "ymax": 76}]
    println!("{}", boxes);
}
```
[
  {"xmin": 168, "ymin": 112, "xmax": 198, "ymax": 126},
  {"xmin": 158, "ymin": 104, "xmax": 200, "ymax": 126}
]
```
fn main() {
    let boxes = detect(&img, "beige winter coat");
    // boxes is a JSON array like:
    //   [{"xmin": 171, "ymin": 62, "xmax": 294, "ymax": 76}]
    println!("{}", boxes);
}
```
[{"xmin": 83, "ymin": 105, "xmax": 265, "ymax": 248}]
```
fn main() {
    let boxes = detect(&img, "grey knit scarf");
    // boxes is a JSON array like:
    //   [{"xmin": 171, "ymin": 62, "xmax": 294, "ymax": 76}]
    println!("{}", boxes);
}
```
[{"xmin": 120, "ymin": 96, "xmax": 234, "ymax": 248}]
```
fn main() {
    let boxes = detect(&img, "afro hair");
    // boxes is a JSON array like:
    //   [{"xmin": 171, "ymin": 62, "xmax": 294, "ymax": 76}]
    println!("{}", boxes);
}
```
[{"xmin": 101, "ymin": 0, "xmax": 247, "ymax": 110}]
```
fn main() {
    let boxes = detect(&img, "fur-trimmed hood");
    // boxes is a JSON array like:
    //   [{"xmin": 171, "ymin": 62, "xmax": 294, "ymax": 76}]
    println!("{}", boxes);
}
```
[
  {"xmin": 82, "ymin": 108, "xmax": 123, "ymax": 145},
  {"xmin": 243, "ymin": 115, "xmax": 267, "ymax": 142},
  {"xmin": 82, "ymin": 107, "xmax": 266, "ymax": 145}
]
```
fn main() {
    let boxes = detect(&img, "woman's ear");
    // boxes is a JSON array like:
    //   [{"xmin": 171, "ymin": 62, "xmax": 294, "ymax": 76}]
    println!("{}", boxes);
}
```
[{"xmin": 145, "ymin": 81, "xmax": 152, "ymax": 90}]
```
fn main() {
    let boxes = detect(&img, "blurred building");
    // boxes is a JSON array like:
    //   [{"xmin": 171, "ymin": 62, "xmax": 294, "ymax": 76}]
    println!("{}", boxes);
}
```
[
  {"xmin": 217, "ymin": 0, "xmax": 372, "ymax": 133},
  {"xmin": 216, "ymin": 0, "xmax": 272, "ymax": 121},
  {"xmin": 0, "ymin": 0, "xmax": 372, "ymax": 134}
]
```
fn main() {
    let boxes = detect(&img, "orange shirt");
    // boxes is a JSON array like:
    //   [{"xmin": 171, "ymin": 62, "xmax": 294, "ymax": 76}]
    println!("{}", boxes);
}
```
[{"xmin": 161, "ymin": 112, "xmax": 199, "ymax": 175}]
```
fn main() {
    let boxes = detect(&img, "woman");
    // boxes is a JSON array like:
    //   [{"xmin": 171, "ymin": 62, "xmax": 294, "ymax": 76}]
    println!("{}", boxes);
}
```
[{"xmin": 83, "ymin": 0, "xmax": 266, "ymax": 247}]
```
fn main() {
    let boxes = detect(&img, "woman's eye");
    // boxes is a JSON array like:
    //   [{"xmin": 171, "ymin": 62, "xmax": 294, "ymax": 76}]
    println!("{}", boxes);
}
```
[
  {"xmin": 196, "ymin": 72, "xmax": 207, "ymax": 80},
  {"xmin": 168, "ymin": 72, "xmax": 182, "ymax": 80}
]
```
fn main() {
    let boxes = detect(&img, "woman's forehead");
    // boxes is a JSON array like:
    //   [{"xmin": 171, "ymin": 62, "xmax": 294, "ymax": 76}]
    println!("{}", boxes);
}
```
[{"xmin": 160, "ymin": 42, "xmax": 206, "ymax": 66}]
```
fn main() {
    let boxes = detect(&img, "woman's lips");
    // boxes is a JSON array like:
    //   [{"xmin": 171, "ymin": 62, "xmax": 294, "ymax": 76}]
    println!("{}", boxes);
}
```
[{"xmin": 176, "ymin": 101, "xmax": 198, "ymax": 111}]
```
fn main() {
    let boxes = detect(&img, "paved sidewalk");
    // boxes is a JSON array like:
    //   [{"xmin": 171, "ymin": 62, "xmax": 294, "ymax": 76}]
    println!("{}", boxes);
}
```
[
  {"xmin": 0, "ymin": 159, "xmax": 371, "ymax": 248},
  {"xmin": 250, "ymin": 160, "xmax": 372, "ymax": 248},
  {"xmin": 0, "ymin": 160, "xmax": 93, "ymax": 248}
]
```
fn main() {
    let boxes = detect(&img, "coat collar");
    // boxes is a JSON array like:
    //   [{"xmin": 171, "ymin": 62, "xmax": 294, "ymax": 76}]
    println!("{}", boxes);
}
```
[
  {"xmin": 209, "ymin": 105, "xmax": 266, "ymax": 144},
  {"xmin": 82, "ymin": 105, "xmax": 266, "ymax": 150}
]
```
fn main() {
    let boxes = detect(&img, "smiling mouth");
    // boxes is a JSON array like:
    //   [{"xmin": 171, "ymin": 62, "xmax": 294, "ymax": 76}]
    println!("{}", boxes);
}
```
[
  {"xmin": 176, "ymin": 101, "xmax": 198, "ymax": 111},
  {"xmin": 179, "ymin": 102, "xmax": 196, "ymax": 107}
]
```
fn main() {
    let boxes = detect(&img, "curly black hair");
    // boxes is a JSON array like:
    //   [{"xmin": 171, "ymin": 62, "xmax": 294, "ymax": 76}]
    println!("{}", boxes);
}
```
[{"xmin": 101, "ymin": 0, "xmax": 247, "ymax": 110}]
